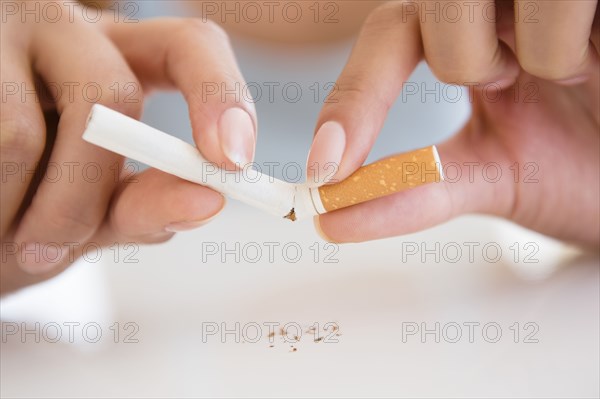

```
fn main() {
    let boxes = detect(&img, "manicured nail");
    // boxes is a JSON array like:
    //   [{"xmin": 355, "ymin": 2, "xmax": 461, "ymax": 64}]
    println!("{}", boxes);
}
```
[
  {"xmin": 18, "ymin": 242, "xmax": 67, "ymax": 275},
  {"xmin": 555, "ymin": 74, "xmax": 588, "ymax": 86},
  {"xmin": 165, "ymin": 220, "xmax": 211, "ymax": 233},
  {"xmin": 492, "ymin": 76, "xmax": 518, "ymax": 89},
  {"xmin": 218, "ymin": 107, "xmax": 255, "ymax": 168},
  {"xmin": 306, "ymin": 121, "xmax": 346, "ymax": 187},
  {"xmin": 313, "ymin": 216, "xmax": 337, "ymax": 243},
  {"xmin": 165, "ymin": 200, "xmax": 225, "ymax": 233}
]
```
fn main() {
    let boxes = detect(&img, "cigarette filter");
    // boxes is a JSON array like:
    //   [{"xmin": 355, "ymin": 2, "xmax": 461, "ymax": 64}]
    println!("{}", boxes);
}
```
[{"xmin": 83, "ymin": 105, "xmax": 444, "ymax": 221}]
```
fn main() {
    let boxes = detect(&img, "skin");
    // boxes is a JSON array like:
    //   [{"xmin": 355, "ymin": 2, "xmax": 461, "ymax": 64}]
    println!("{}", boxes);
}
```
[
  {"xmin": 310, "ymin": 1, "xmax": 600, "ymax": 248},
  {"xmin": 1, "ymin": 1, "xmax": 598, "ymax": 294},
  {"xmin": 1, "ymin": 3, "xmax": 255, "ymax": 293},
  {"xmin": 184, "ymin": 0, "xmax": 385, "ymax": 44}
]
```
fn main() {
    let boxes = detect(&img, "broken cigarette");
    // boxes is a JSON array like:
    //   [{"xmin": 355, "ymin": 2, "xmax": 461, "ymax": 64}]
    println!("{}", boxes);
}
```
[{"xmin": 83, "ymin": 105, "xmax": 444, "ymax": 221}]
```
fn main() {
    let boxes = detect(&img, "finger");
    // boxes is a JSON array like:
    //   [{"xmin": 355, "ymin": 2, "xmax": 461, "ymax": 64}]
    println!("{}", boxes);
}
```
[
  {"xmin": 307, "ymin": 2, "xmax": 422, "ymax": 186},
  {"xmin": 1, "ymin": 168, "xmax": 225, "ymax": 292},
  {"xmin": 515, "ymin": 0, "xmax": 599, "ymax": 84},
  {"xmin": 314, "ymin": 122, "xmax": 516, "ymax": 243},
  {"xmin": 97, "ymin": 168, "xmax": 225, "ymax": 244},
  {"xmin": 106, "ymin": 18, "xmax": 257, "ymax": 170},
  {"xmin": 419, "ymin": 0, "xmax": 519, "ymax": 87},
  {"xmin": 0, "ymin": 44, "xmax": 46, "ymax": 237},
  {"xmin": 14, "ymin": 16, "xmax": 143, "ymax": 275}
]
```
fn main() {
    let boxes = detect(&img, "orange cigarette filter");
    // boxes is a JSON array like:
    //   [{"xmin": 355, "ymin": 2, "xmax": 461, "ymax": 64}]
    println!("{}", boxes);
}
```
[{"xmin": 316, "ymin": 146, "xmax": 443, "ymax": 212}]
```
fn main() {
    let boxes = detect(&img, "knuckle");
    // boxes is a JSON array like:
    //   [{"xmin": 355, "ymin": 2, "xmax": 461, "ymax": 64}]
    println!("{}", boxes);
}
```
[
  {"xmin": 517, "ymin": 48, "xmax": 588, "ymax": 81},
  {"xmin": 519, "ymin": 58, "xmax": 581, "ymax": 81},
  {"xmin": 344, "ymin": 84, "xmax": 391, "ymax": 114},
  {"xmin": 98, "ymin": 78, "xmax": 144, "ymax": 119},
  {"xmin": 0, "ymin": 114, "xmax": 45, "ymax": 158},
  {"xmin": 337, "ymin": 74, "xmax": 394, "ymax": 113},
  {"xmin": 428, "ymin": 52, "xmax": 501, "ymax": 84},
  {"xmin": 178, "ymin": 18, "xmax": 229, "ymax": 42},
  {"xmin": 430, "ymin": 64, "xmax": 486, "ymax": 85},
  {"xmin": 110, "ymin": 91, "xmax": 143, "ymax": 119}
]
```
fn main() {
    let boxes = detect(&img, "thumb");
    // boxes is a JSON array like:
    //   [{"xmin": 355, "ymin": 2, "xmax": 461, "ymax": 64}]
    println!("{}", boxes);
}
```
[{"xmin": 314, "ymin": 128, "xmax": 516, "ymax": 243}]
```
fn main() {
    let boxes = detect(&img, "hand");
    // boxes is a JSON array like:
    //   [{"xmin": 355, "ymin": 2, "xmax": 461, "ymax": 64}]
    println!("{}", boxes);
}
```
[
  {"xmin": 307, "ymin": 0, "xmax": 600, "ymax": 247},
  {"xmin": 1, "ymin": 2, "xmax": 256, "ymax": 293}
]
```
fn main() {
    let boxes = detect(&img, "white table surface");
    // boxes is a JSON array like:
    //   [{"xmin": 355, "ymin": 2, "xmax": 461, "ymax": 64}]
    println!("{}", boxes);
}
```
[{"xmin": 1, "ymin": 207, "xmax": 598, "ymax": 398}]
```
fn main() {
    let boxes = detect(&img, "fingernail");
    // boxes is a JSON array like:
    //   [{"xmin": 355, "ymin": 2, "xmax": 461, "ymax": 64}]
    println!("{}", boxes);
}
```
[
  {"xmin": 165, "ymin": 220, "xmax": 210, "ymax": 233},
  {"xmin": 313, "ymin": 216, "xmax": 337, "ymax": 243},
  {"xmin": 306, "ymin": 121, "xmax": 346, "ymax": 187},
  {"xmin": 165, "ymin": 200, "xmax": 225, "ymax": 233},
  {"xmin": 555, "ymin": 74, "xmax": 588, "ymax": 86},
  {"xmin": 218, "ymin": 107, "xmax": 255, "ymax": 168},
  {"xmin": 492, "ymin": 76, "xmax": 518, "ymax": 89},
  {"xmin": 18, "ymin": 242, "xmax": 67, "ymax": 275}
]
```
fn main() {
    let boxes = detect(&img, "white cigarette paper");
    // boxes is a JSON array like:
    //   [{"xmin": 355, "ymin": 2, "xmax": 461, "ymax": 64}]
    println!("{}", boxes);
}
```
[
  {"xmin": 83, "ymin": 105, "xmax": 443, "ymax": 221},
  {"xmin": 83, "ymin": 104, "xmax": 303, "ymax": 219}
]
